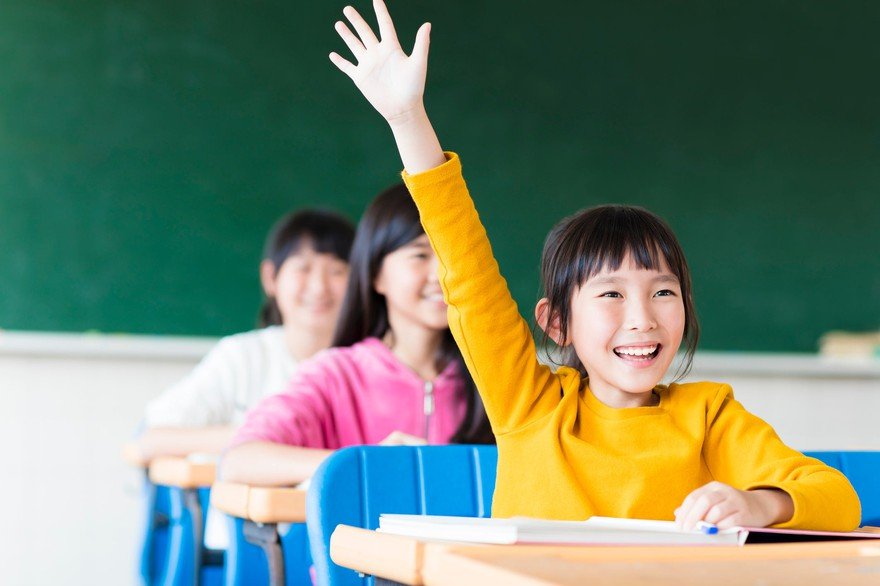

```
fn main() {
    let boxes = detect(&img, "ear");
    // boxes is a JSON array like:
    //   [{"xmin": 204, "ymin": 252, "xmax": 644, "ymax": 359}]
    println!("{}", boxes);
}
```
[
  {"xmin": 259, "ymin": 260, "xmax": 278, "ymax": 297},
  {"xmin": 535, "ymin": 298, "xmax": 568, "ymax": 346}
]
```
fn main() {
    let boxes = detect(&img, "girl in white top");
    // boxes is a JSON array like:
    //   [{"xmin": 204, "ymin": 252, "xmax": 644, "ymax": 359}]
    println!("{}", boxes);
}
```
[{"xmin": 136, "ymin": 209, "xmax": 355, "ymax": 461}]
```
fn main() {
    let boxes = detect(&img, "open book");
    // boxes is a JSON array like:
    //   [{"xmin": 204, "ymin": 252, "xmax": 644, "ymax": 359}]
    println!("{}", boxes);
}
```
[{"xmin": 378, "ymin": 514, "xmax": 880, "ymax": 546}]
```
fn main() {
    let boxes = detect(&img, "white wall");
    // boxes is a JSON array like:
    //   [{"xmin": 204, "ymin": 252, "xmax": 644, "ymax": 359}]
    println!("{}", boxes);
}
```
[
  {"xmin": 684, "ymin": 353, "xmax": 880, "ymax": 451},
  {"xmin": 0, "ymin": 332, "xmax": 212, "ymax": 586},
  {"xmin": 1, "ymin": 331, "xmax": 878, "ymax": 585}
]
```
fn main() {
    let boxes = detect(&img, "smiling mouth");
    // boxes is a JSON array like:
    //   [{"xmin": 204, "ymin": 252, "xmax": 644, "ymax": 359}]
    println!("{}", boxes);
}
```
[{"xmin": 613, "ymin": 344, "xmax": 661, "ymax": 361}]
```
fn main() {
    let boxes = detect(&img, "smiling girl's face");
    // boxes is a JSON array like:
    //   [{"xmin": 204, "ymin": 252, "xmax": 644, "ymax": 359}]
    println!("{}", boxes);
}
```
[
  {"xmin": 373, "ymin": 234, "xmax": 449, "ymax": 334},
  {"xmin": 567, "ymin": 253, "xmax": 685, "ymax": 408},
  {"xmin": 263, "ymin": 245, "xmax": 350, "ymax": 334}
]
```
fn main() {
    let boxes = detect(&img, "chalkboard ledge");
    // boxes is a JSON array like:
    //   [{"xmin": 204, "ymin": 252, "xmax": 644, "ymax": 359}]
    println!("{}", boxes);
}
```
[
  {"xmin": 0, "ymin": 330, "xmax": 215, "ymax": 362},
  {"xmin": 2, "ymin": 330, "xmax": 878, "ymax": 378},
  {"xmin": 683, "ymin": 351, "xmax": 880, "ymax": 380}
]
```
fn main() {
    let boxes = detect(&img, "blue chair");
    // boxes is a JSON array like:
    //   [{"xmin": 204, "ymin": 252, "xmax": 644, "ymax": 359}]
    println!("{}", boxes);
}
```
[
  {"xmin": 156, "ymin": 485, "xmax": 225, "ymax": 586},
  {"xmin": 804, "ymin": 450, "xmax": 880, "ymax": 526},
  {"xmin": 306, "ymin": 445, "xmax": 498, "ymax": 586},
  {"xmin": 138, "ymin": 475, "xmax": 171, "ymax": 585},
  {"xmin": 223, "ymin": 516, "xmax": 312, "ymax": 586}
]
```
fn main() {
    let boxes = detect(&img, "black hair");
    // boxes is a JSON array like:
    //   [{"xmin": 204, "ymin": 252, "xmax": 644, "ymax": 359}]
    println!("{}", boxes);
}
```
[
  {"xmin": 259, "ymin": 209, "xmax": 356, "ymax": 327},
  {"xmin": 332, "ymin": 184, "xmax": 494, "ymax": 444},
  {"xmin": 540, "ymin": 204, "xmax": 699, "ymax": 380}
]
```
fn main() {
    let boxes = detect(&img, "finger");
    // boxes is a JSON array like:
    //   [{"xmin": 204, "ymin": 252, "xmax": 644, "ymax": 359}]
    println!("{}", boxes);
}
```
[
  {"xmin": 343, "ymin": 5, "xmax": 380, "ymax": 48},
  {"xmin": 676, "ymin": 481, "xmax": 724, "ymax": 518},
  {"xmin": 373, "ymin": 0, "xmax": 400, "ymax": 47},
  {"xmin": 329, "ymin": 52, "xmax": 357, "ymax": 79},
  {"xmin": 703, "ymin": 500, "xmax": 736, "ymax": 525},
  {"xmin": 410, "ymin": 22, "xmax": 431, "ymax": 63},
  {"xmin": 680, "ymin": 490, "xmax": 725, "ymax": 531},
  {"xmin": 713, "ymin": 512, "xmax": 743, "ymax": 530},
  {"xmin": 675, "ymin": 487, "xmax": 706, "ymax": 528},
  {"xmin": 334, "ymin": 21, "xmax": 366, "ymax": 60}
]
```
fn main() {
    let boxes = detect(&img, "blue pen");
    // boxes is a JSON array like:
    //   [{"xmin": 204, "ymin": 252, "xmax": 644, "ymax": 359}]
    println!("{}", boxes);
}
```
[{"xmin": 696, "ymin": 521, "xmax": 719, "ymax": 535}]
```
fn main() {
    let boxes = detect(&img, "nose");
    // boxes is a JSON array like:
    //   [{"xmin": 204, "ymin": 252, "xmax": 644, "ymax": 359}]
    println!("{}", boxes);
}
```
[
  {"xmin": 625, "ymin": 298, "xmax": 657, "ymax": 332},
  {"xmin": 427, "ymin": 254, "xmax": 440, "ymax": 283},
  {"xmin": 306, "ymin": 267, "xmax": 331, "ymax": 297}
]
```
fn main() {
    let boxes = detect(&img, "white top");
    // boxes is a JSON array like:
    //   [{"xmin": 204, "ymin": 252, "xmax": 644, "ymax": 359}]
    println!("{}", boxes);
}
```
[{"xmin": 144, "ymin": 326, "xmax": 297, "ymax": 427}]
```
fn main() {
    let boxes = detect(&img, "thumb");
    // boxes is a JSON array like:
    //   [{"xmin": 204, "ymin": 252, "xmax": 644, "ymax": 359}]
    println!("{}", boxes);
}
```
[{"xmin": 411, "ymin": 22, "xmax": 431, "ymax": 64}]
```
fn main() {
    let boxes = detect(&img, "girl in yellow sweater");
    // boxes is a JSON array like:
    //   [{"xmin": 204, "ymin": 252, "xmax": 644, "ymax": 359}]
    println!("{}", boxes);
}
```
[{"xmin": 328, "ymin": 0, "xmax": 860, "ymax": 531}]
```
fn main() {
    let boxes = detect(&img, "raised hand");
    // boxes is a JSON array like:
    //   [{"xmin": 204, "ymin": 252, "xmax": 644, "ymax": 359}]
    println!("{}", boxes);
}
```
[
  {"xmin": 330, "ymin": 0, "xmax": 431, "ymax": 127},
  {"xmin": 330, "ymin": 0, "xmax": 445, "ymax": 173}
]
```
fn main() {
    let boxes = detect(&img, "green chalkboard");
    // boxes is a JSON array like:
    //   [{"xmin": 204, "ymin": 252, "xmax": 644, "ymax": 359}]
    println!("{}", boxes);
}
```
[{"xmin": 1, "ymin": 0, "xmax": 878, "ymax": 352}]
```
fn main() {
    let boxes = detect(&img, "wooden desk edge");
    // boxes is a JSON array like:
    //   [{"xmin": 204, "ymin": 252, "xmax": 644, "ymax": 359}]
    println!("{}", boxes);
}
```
[
  {"xmin": 122, "ymin": 442, "xmax": 149, "ymax": 468},
  {"xmin": 148, "ymin": 456, "xmax": 216, "ymax": 488},
  {"xmin": 248, "ymin": 486, "xmax": 308, "ymax": 523},
  {"xmin": 331, "ymin": 525, "xmax": 426, "ymax": 586},
  {"xmin": 210, "ymin": 481, "xmax": 251, "ymax": 517},
  {"xmin": 210, "ymin": 481, "xmax": 307, "ymax": 523},
  {"xmin": 422, "ymin": 540, "xmax": 880, "ymax": 586},
  {"xmin": 330, "ymin": 528, "xmax": 880, "ymax": 586}
]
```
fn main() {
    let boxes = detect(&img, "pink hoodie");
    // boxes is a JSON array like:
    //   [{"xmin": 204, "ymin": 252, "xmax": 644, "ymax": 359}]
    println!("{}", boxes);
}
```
[{"xmin": 231, "ymin": 337, "xmax": 467, "ymax": 448}]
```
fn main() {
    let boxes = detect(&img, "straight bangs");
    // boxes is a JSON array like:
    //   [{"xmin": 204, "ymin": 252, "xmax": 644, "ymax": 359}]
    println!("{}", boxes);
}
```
[
  {"xmin": 540, "ymin": 205, "xmax": 699, "ymax": 381},
  {"xmin": 267, "ymin": 215, "xmax": 355, "ymax": 268},
  {"xmin": 569, "ymin": 208, "xmax": 684, "ymax": 288}
]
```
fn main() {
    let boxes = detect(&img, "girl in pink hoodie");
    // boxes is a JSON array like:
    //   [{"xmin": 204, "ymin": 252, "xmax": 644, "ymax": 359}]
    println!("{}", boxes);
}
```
[{"xmin": 221, "ymin": 183, "xmax": 493, "ymax": 486}]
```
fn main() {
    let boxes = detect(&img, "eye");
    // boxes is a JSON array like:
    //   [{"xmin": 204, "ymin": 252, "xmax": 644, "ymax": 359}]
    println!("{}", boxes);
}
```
[
  {"xmin": 599, "ymin": 291, "xmax": 622, "ymax": 298},
  {"xmin": 655, "ymin": 289, "xmax": 676, "ymax": 297}
]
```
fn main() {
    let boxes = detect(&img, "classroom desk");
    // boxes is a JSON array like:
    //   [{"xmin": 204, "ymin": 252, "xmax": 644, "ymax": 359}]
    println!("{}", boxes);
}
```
[
  {"xmin": 330, "ymin": 525, "xmax": 880, "ymax": 586},
  {"xmin": 148, "ymin": 455, "xmax": 217, "ymax": 488},
  {"xmin": 211, "ymin": 481, "xmax": 309, "ymax": 585},
  {"xmin": 210, "ymin": 481, "xmax": 307, "ymax": 523},
  {"xmin": 122, "ymin": 441, "xmax": 150, "ymax": 468}
]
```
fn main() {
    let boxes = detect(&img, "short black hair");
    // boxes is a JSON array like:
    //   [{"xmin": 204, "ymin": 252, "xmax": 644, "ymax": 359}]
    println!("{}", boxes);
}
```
[{"xmin": 540, "ymin": 204, "xmax": 699, "ymax": 380}]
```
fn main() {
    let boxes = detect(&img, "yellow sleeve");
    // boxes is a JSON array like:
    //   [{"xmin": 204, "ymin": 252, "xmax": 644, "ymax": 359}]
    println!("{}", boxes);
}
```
[
  {"xmin": 402, "ymin": 153, "xmax": 561, "ymax": 434},
  {"xmin": 703, "ymin": 384, "xmax": 861, "ymax": 531}
]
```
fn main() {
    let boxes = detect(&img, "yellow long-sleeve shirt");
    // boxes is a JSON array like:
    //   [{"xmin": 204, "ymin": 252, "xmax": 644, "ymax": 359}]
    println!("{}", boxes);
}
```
[{"xmin": 402, "ymin": 152, "xmax": 860, "ymax": 531}]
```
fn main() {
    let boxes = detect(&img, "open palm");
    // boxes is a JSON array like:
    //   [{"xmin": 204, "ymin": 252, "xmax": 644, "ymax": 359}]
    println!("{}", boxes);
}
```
[{"xmin": 330, "ymin": 0, "xmax": 431, "ymax": 125}]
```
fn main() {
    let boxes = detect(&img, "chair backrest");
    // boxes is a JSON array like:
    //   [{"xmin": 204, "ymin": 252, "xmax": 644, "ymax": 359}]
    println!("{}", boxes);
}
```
[
  {"xmin": 306, "ymin": 445, "xmax": 498, "ymax": 586},
  {"xmin": 138, "ymin": 479, "xmax": 171, "ymax": 585},
  {"xmin": 223, "ymin": 516, "xmax": 312, "ymax": 586},
  {"xmin": 160, "ymin": 486, "xmax": 222, "ymax": 586},
  {"xmin": 804, "ymin": 451, "xmax": 880, "ymax": 526}
]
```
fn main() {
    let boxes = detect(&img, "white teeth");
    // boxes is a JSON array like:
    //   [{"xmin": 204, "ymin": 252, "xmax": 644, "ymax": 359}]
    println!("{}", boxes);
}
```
[{"xmin": 615, "ymin": 345, "xmax": 658, "ymax": 356}]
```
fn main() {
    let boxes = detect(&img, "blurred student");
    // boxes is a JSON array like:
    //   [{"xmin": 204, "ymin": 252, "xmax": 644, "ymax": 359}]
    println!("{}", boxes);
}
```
[
  {"xmin": 136, "ymin": 209, "xmax": 355, "ymax": 461},
  {"xmin": 221, "ymin": 184, "xmax": 493, "ymax": 486}
]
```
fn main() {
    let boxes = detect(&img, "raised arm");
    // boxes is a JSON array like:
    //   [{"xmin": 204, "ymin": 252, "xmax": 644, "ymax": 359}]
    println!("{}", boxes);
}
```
[{"xmin": 330, "ymin": 1, "xmax": 561, "ymax": 433}]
